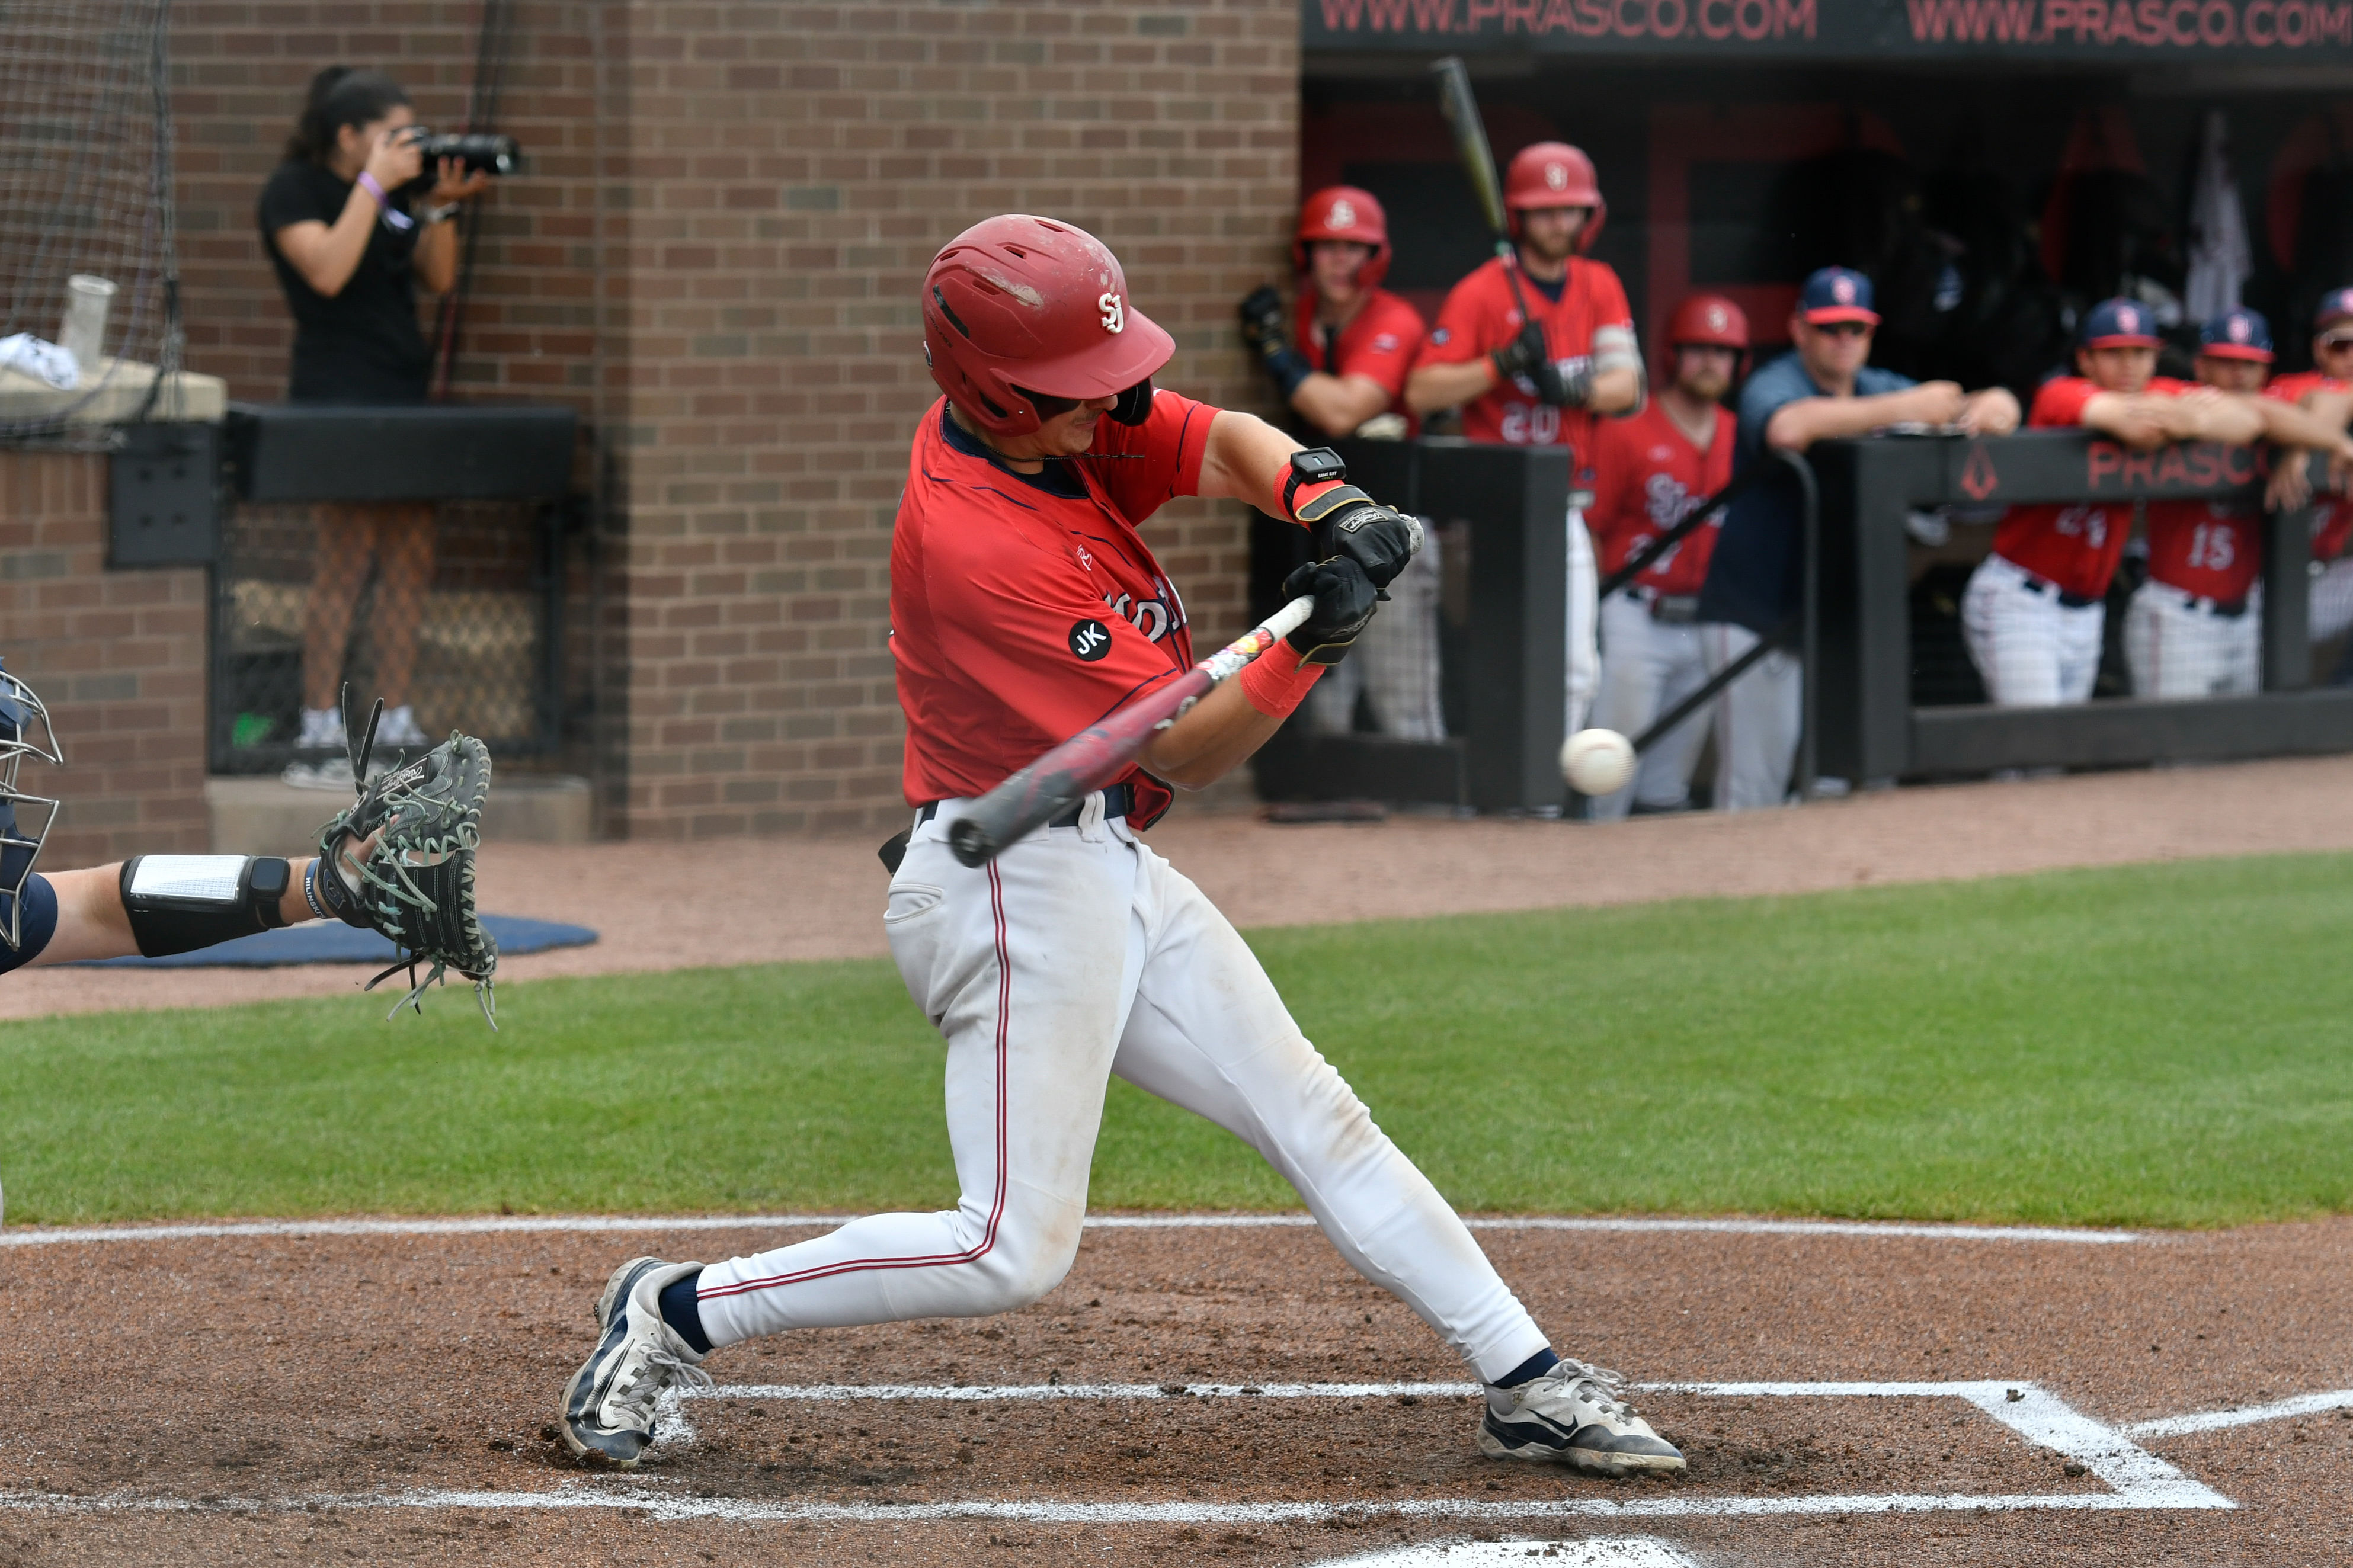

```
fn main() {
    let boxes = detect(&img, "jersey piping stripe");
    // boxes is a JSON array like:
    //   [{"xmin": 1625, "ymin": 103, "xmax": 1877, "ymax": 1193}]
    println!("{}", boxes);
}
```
[{"xmin": 697, "ymin": 862, "xmax": 1014, "ymax": 1304}]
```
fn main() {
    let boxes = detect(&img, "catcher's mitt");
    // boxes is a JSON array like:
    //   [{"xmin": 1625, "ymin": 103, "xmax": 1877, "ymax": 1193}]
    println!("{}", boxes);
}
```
[{"xmin": 312, "ymin": 694, "xmax": 498, "ymax": 1026}]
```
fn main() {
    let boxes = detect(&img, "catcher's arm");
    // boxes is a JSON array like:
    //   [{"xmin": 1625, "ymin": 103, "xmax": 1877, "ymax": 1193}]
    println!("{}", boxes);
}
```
[{"xmin": 20, "ymin": 849, "xmax": 360, "ymax": 967}]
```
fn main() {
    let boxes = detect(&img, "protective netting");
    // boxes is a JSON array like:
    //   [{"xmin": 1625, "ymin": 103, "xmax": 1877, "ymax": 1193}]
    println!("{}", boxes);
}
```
[{"xmin": 0, "ymin": 0, "xmax": 180, "ymax": 441}]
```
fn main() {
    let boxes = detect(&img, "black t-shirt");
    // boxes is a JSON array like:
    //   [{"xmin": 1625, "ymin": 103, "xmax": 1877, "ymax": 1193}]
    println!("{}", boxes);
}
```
[{"xmin": 257, "ymin": 161, "xmax": 431, "ymax": 403}]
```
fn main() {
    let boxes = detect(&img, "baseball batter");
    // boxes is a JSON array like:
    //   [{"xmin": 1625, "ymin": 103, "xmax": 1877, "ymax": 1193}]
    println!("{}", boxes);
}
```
[
  {"xmin": 558, "ymin": 216, "xmax": 1686, "ymax": 1481},
  {"xmin": 2124, "ymin": 307, "xmax": 2353, "ymax": 698},
  {"xmin": 1241, "ymin": 186, "xmax": 1445, "ymax": 741},
  {"xmin": 1583, "ymin": 294, "xmax": 1744, "ymax": 819},
  {"xmin": 1405, "ymin": 142, "xmax": 1642, "ymax": 739}
]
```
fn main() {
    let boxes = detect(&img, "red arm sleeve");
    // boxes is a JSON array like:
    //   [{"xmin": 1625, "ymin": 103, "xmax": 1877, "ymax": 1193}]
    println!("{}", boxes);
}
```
[
  {"xmin": 926, "ymin": 517, "xmax": 1188, "ymax": 746},
  {"xmin": 1091, "ymin": 389, "xmax": 1216, "ymax": 528}
]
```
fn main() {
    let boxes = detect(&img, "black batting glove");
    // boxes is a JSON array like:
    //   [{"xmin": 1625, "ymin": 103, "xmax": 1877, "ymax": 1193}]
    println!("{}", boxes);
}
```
[
  {"xmin": 1490, "ymin": 322, "xmax": 1544, "ymax": 380},
  {"xmin": 1238, "ymin": 286, "xmax": 1288, "ymax": 359},
  {"xmin": 1280, "ymin": 555, "xmax": 1379, "ymax": 666},
  {"xmin": 1292, "ymin": 486, "xmax": 1418, "ymax": 594},
  {"xmin": 1240, "ymin": 284, "xmax": 1311, "ymax": 399}
]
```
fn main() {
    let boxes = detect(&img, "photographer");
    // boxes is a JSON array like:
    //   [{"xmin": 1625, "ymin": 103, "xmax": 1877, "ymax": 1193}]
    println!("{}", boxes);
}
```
[{"xmin": 258, "ymin": 66, "xmax": 489, "ymax": 785}]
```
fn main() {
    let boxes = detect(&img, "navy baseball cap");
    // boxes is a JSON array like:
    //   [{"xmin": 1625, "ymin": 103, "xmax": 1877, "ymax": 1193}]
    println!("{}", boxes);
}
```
[
  {"xmin": 2079, "ymin": 297, "xmax": 2161, "ymax": 349},
  {"xmin": 2315, "ymin": 288, "xmax": 2353, "ymax": 330},
  {"xmin": 1798, "ymin": 267, "xmax": 1879, "ymax": 326},
  {"xmin": 2198, "ymin": 306, "xmax": 2273, "ymax": 363}
]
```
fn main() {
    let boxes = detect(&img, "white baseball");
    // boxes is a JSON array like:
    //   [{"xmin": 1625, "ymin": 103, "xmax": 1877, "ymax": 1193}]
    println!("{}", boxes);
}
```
[{"xmin": 1560, "ymin": 727, "xmax": 1635, "ymax": 796}]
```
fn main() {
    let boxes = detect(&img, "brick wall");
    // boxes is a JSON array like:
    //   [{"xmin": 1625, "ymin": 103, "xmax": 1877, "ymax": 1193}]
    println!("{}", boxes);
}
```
[
  {"xmin": 603, "ymin": 0, "xmax": 1298, "ymax": 836},
  {"xmin": 0, "ymin": 453, "xmax": 210, "ymax": 864},
  {"xmin": 160, "ymin": 0, "xmax": 1299, "ymax": 838}
]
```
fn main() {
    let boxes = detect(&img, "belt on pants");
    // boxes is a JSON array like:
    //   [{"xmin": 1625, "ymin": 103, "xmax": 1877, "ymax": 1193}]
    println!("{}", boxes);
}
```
[
  {"xmin": 915, "ymin": 781, "xmax": 1132, "ymax": 829},
  {"xmin": 2159, "ymin": 585, "xmax": 2250, "ymax": 618},
  {"xmin": 1616, "ymin": 586, "xmax": 1701, "ymax": 624},
  {"xmin": 2017, "ymin": 572, "xmax": 2101, "ymax": 610}
]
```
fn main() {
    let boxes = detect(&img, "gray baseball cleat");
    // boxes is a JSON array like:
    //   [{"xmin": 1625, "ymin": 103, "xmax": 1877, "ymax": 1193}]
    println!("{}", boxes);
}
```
[
  {"xmin": 559, "ymin": 1256, "xmax": 713, "ymax": 1465},
  {"xmin": 1478, "ymin": 1357, "xmax": 1687, "ymax": 1477}
]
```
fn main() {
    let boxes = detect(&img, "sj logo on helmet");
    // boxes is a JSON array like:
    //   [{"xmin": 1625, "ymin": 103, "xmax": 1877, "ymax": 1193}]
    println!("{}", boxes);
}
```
[{"xmin": 1099, "ymin": 292, "xmax": 1125, "ymax": 334}]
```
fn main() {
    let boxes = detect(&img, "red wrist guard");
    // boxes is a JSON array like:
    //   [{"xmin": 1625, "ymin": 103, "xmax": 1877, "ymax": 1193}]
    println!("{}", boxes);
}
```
[
  {"xmin": 1238, "ymin": 646, "xmax": 1324, "ymax": 717},
  {"xmin": 1273, "ymin": 472, "xmax": 1346, "ymax": 525}
]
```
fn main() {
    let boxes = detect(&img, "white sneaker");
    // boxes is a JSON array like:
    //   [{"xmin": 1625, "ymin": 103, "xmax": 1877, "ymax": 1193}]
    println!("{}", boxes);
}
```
[
  {"xmin": 1478, "ymin": 1357, "xmax": 1687, "ymax": 1476},
  {"xmin": 559, "ymin": 1257, "xmax": 713, "ymax": 1466},
  {"xmin": 294, "ymin": 707, "xmax": 346, "ymax": 750},
  {"xmin": 281, "ymin": 755, "xmax": 356, "ymax": 792},
  {"xmin": 374, "ymin": 704, "xmax": 430, "ymax": 749}
]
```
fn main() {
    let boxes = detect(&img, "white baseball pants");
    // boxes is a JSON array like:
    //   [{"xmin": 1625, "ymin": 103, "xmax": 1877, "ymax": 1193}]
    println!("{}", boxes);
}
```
[
  {"xmin": 1304, "ymin": 522, "xmax": 1446, "ymax": 741},
  {"xmin": 2123, "ymin": 582, "xmax": 2260, "ymax": 698},
  {"xmin": 1961, "ymin": 553, "xmax": 2104, "ymax": 707},
  {"xmin": 693, "ymin": 797, "xmax": 1551, "ymax": 1385},
  {"xmin": 1566, "ymin": 508, "xmax": 1599, "ymax": 738},
  {"xmin": 1701, "ymin": 621, "xmax": 1801, "ymax": 812},
  {"xmin": 2313, "ymin": 557, "xmax": 2353, "ymax": 644},
  {"xmin": 1586, "ymin": 592, "xmax": 1712, "ymax": 820}
]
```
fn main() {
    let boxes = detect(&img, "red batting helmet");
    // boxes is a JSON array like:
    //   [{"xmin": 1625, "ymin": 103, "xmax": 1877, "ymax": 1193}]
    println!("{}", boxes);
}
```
[
  {"xmin": 1666, "ymin": 294, "xmax": 1749, "ymax": 351},
  {"xmin": 1293, "ymin": 185, "xmax": 1391, "ymax": 290},
  {"xmin": 921, "ymin": 214, "xmax": 1175, "ymax": 438},
  {"xmin": 1503, "ymin": 142, "xmax": 1605, "ymax": 253}
]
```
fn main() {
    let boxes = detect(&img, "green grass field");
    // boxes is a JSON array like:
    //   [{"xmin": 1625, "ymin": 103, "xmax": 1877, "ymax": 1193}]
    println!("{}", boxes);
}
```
[{"xmin": 7, "ymin": 851, "xmax": 2353, "ymax": 1230}]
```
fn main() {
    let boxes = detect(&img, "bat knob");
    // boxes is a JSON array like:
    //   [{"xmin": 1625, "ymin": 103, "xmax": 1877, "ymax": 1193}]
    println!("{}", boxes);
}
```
[{"xmin": 947, "ymin": 816, "xmax": 996, "ymax": 869}]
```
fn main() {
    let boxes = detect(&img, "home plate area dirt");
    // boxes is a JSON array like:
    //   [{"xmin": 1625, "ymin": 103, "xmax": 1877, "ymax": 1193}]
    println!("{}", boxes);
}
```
[{"xmin": 3, "ymin": 1215, "xmax": 2350, "ymax": 1566}]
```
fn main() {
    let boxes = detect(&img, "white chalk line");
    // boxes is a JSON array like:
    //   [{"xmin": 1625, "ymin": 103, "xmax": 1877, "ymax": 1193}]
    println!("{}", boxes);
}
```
[
  {"xmin": 2126, "ymin": 1387, "xmax": 2353, "ymax": 1439},
  {"xmin": 0, "ymin": 1380, "xmax": 2233, "ymax": 1526},
  {"xmin": 0, "ymin": 1211, "xmax": 2142, "ymax": 1249},
  {"xmin": 1324, "ymin": 1543, "xmax": 1702, "ymax": 1568}
]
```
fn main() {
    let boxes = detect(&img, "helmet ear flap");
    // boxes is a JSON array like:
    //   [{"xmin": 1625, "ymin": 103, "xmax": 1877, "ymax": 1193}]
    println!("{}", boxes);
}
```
[{"xmin": 1110, "ymin": 378, "xmax": 1154, "ymax": 426}]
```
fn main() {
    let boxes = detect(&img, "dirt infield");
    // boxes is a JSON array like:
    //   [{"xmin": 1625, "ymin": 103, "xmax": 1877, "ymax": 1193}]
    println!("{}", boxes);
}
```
[
  {"xmin": 13, "ymin": 753, "xmax": 2353, "ymax": 1021},
  {"xmin": 3, "ymin": 1213, "xmax": 2350, "ymax": 1564}
]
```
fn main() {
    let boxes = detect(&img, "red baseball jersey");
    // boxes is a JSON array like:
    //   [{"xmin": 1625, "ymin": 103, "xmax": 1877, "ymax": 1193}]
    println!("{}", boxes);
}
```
[
  {"xmin": 1586, "ymin": 400, "xmax": 1735, "ymax": 597},
  {"xmin": 2267, "ymin": 371, "xmax": 2353, "ymax": 560},
  {"xmin": 1990, "ymin": 376, "xmax": 2197, "ymax": 599},
  {"xmin": 1295, "ymin": 286, "xmax": 1424, "ymax": 412},
  {"xmin": 892, "ymin": 392, "xmax": 1228, "ymax": 826},
  {"xmin": 1422, "ymin": 255, "xmax": 1634, "ymax": 472}
]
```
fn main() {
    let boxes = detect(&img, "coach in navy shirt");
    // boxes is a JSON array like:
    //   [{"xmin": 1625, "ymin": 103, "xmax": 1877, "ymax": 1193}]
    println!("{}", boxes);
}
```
[{"xmin": 1696, "ymin": 267, "xmax": 2018, "ymax": 809}]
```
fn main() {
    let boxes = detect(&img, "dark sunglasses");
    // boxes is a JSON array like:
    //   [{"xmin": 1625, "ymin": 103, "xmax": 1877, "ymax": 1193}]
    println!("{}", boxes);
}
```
[
  {"xmin": 2319, "ymin": 332, "xmax": 2353, "ymax": 354},
  {"xmin": 1809, "ymin": 320, "xmax": 1871, "ymax": 338}
]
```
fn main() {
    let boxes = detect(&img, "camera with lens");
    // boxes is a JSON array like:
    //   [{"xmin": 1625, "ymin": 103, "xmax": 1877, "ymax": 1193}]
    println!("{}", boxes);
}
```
[{"xmin": 403, "ymin": 129, "xmax": 520, "ymax": 177}]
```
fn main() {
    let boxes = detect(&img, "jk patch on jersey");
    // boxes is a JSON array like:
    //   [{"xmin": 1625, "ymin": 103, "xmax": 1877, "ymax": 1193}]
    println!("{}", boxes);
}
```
[{"xmin": 1068, "ymin": 619, "xmax": 1113, "ymax": 660}]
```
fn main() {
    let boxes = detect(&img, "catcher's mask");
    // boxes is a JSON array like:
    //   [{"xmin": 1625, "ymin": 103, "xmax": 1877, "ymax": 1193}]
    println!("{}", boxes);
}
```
[{"xmin": 0, "ymin": 659, "xmax": 62, "ymax": 953}]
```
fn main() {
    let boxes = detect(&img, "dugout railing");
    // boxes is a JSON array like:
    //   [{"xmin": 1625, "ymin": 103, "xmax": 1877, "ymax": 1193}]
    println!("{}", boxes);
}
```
[{"xmin": 1811, "ymin": 431, "xmax": 2348, "ymax": 783}]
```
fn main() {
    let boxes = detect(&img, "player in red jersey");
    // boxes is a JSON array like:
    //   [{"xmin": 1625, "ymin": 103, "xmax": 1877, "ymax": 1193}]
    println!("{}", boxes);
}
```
[
  {"xmin": 1406, "ymin": 142, "xmax": 1642, "ymax": 738},
  {"xmin": 2266, "ymin": 290, "xmax": 2353, "ymax": 644},
  {"xmin": 1583, "ymin": 294, "xmax": 1743, "ymax": 819},
  {"xmin": 2125, "ymin": 307, "xmax": 2353, "ymax": 697},
  {"xmin": 558, "ymin": 215, "xmax": 1688, "ymax": 1481},
  {"xmin": 1238, "ymin": 185, "xmax": 1425, "ymax": 441},
  {"xmin": 1241, "ymin": 186, "xmax": 1445, "ymax": 738},
  {"xmin": 1963, "ymin": 299, "xmax": 2267, "ymax": 707}
]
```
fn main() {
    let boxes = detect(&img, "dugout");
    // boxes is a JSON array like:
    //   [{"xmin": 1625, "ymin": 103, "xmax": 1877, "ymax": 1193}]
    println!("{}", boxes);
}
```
[{"xmin": 1258, "ymin": 0, "xmax": 2353, "ymax": 801}]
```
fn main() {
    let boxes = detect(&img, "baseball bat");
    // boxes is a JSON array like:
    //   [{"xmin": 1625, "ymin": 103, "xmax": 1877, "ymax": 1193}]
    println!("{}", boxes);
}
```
[
  {"xmin": 1431, "ymin": 56, "xmax": 1510, "ymax": 243},
  {"xmin": 1430, "ymin": 56, "xmax": 1551, "ymax": 384},
  {"xmin": 947, "ymin": 595, "xmax": 1318, "ymax": 868}
]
